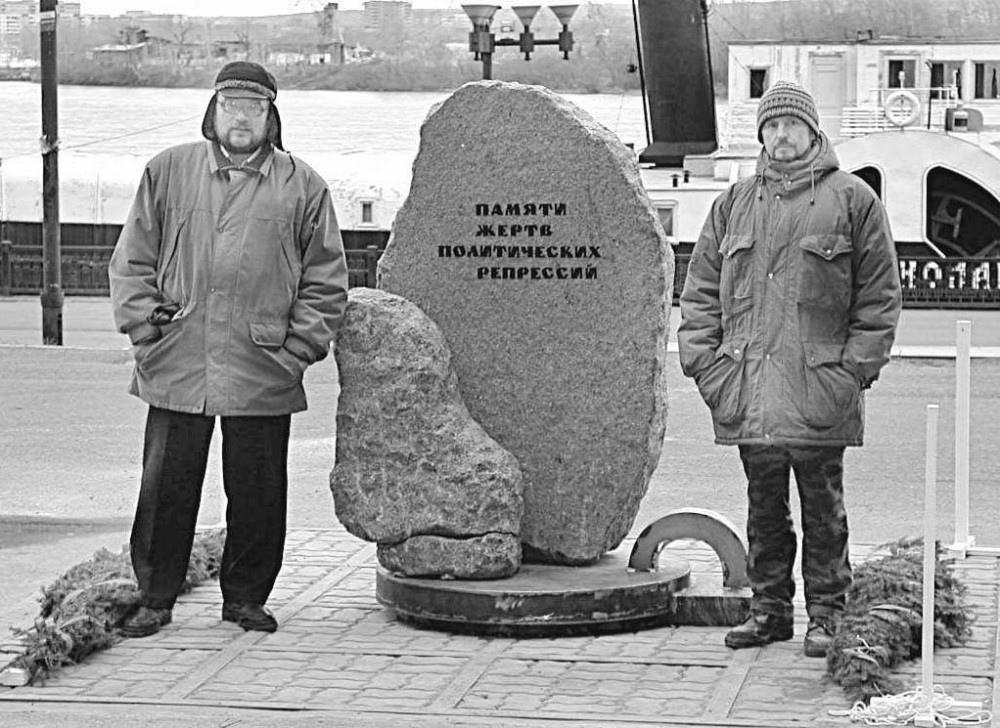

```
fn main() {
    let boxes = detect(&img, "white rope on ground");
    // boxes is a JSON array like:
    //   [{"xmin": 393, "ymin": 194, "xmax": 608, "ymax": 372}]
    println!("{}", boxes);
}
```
[{"xmin": 829, "ymin": 685, "xmax": 992, "ymax": 725}]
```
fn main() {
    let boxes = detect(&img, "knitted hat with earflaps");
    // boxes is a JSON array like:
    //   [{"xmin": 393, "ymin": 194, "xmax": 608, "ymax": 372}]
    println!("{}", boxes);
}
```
[
  {"xmin": 201, "ymin": 61, "xmax": 284, "ymax": 150},
  {"xmin": 213, "ymin": 61, "xmax": 277, "ymax": 100},
  {"xmin": 756, "ymin": 80, "xmax": 820, "ymax": 142}
]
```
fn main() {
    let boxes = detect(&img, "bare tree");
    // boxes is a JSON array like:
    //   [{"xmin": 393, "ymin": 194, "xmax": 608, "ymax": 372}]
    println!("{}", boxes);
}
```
[
  {"xmin": 235, "ymin": 22, "xmax": 253, "ymax": 61},
  {"xmin": 170, "ymin": 17, "xmax": 195, "ymax": 64}
]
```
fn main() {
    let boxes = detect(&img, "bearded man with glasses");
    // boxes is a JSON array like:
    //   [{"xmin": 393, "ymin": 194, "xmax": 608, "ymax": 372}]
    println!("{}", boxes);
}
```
[{"xmin": 109, "ymin": 61, "xmax": 348, "ymax": 638}]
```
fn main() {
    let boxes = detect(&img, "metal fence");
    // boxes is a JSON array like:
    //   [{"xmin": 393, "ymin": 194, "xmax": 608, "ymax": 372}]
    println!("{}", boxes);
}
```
[
  {"xmin": 2, "ymin": 241, "xmax": 998, "ymax": 308},
  {"xmin": 0, "ymin": 240, "xmax": 383, "ymax": 297},
  {"xmin": 0, "ymin": 242, "xmax": 114, "ymax": 295}
]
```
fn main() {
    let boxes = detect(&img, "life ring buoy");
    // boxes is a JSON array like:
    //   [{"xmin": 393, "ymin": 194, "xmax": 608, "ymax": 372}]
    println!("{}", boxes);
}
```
[{"xmin": 884, "ymin": 90, "xmax": 921, "ymax": 127}]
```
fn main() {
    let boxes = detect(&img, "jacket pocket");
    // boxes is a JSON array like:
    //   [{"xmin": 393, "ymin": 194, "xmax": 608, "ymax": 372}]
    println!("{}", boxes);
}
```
[
  {"xmin": 134, "ymin": 318, "xmax": 182, "ymax": 371},
  {"xmin": 695, "ymin": 339, "xmax": 747, "ymax": 426},
  {"xmin": 798, "ymin": 342, "xmax": 860, "ymax": 429},
  {"xmin": 719, "ymin": 234, "xmax": 755, "ymax": 314},
  {"xmin": 156, "ymin": 216, "xmax": 191, "ymax": 307},
  {"xmin": 798, "ymin": 234, "xmax": 853, "ymax": 310},
  {"xmin": 249, "ymin": 319, "xmax": 286, "ymax": 348},
  {"xmin": 249, "ymin": 317, "xmax": 303, "ymax": 381}
]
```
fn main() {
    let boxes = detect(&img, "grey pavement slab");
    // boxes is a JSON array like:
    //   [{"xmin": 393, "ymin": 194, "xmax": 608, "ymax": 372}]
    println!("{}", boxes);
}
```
[
  {"xmin": 1, "ymin": 531, "xmax": 997, "ymax": 727},
  {"xmin": 3, "ymin": 297, "xmax": 1000, "ymax": 350},
  {"xmin": 3, "ymin": 297, "xmax": 1000, "ymax": 727}
]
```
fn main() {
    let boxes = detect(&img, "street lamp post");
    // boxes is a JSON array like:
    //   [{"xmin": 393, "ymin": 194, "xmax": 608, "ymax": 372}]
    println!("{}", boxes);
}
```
[
  {"xmin": 462, "ymin": 4, "xmax": 577, "ymax": 81},
  {"xmin": 39, "ymin": 0, "xmax": 63, "ymax": 346}
]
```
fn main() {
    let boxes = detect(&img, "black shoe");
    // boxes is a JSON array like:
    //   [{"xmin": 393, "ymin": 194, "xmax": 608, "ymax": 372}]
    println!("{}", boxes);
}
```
[
  {"xmin": 222, "ymin": 602, "xmax": 278, "ymax": 633},
  {"xmin": 804, "ymin": 616, "xmax": 838, "ymax": 657},
  {"xmin": 724, "ymin": 612, "xmax": 794, "ymax": 649},
  {"xmin": 121, "ymin": 606, "xmax": 172, "ymax": 638}
]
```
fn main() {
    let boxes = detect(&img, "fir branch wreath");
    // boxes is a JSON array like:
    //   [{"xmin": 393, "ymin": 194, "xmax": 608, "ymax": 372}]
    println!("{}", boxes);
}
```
[
  {"xmin": 826, "ymin": 537, "xmax": 973, "ymax": 702},
  {"xmin": 4, "ymin": 528, "xmax": 225, "ymax": 686}
]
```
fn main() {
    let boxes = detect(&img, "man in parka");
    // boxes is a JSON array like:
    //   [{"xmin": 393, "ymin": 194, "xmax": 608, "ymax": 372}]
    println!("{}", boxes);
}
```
[
  {"xmin": 109, "ymin": 62, "xmax": 348, "ymax": 637},
  {"xmin": 678, "ymin": 81, "xmax": 902, "ymax": 657}
]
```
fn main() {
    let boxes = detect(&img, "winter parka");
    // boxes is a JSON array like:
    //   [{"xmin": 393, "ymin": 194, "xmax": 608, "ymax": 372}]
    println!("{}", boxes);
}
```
[
  {"xmin": 109, "ymin": 140, "xmax": 349, "ymax": 416},
  {"xmin": 677, "ymin": 133, "xmax": 902, "ymax": 447}
]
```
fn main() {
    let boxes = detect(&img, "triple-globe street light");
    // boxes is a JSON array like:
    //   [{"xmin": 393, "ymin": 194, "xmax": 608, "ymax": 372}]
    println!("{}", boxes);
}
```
[{"xmin": 461, "ymin": 4, "xmax": 578, "ymax": 80}]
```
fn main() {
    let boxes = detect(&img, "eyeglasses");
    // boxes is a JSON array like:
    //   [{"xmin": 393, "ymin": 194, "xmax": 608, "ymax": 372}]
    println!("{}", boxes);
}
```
[{"xmin": 218, "ymin": 96, "xmax": 269, "ymax": 116}]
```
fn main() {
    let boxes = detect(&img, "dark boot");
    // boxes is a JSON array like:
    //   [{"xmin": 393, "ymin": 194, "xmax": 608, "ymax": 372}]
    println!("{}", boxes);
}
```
[
  {"xmin": 724, "ymin": 612, "xmax": 793, "ymax": 649},
  {"xmin": 222, "ymin": 601, "xmax": 278, "ymax": 632},
  {"xmin": 121, "ymin": 606, "xmax": 172, "ymax": 638},
  {"xmin": 804, "ymin": 616, "xmax": 838, "ymax": 657}
]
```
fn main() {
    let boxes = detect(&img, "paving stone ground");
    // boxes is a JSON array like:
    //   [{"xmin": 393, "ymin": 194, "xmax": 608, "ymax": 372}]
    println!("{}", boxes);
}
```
[{"xmin": 1, "ymin": 529, "xmax": 997, "ymax": 727}]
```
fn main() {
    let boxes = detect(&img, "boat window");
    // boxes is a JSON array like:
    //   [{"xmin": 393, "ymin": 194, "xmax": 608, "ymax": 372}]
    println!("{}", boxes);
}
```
[
  {"xmin": 974, "ymin": 62, "xmax": 1000, "ymax": 100},
  {"xmin": 925, "ymin": 167, "xmax": 1000, "ymax": 258},
  {"xmin": 656, "ymin": 205, "xmax": 676, "ymax": 239},
  {"xmin": 887, "ymin": 59, "xmax": 916, "ymax": 88},
  {"xmin": 852, "ymin": 166, "xmax": 883, "ymax": 200},
  {"xmin": 749, "ymin": 68, "xmax": 768, "ymax": 99},
  {"xmin": 929, "ymin": 62, "xmax": 963, "ymax": 100}
]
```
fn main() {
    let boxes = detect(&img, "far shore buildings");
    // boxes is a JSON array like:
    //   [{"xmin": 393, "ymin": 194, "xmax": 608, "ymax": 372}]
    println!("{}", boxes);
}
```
[
  {"xmin": 89, "ymin": 3, "xmax": 348, "ymax": 69},
  {"xmin": 363, "ymin": 0, "xmax": 411, "ymax": 31},
  {"xmin": 0, "ymin": 0, "xmax": 80, "ymax": 64}
]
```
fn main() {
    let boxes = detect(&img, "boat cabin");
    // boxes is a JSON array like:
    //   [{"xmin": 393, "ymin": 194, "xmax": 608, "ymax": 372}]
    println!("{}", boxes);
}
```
[
  {"xmin": 632, "ymin": 18, "xmax": 1000, "ymax": 307},
  {"xmin": 727, "ymin": 37, "xmax": 1000, "ymax": 138}
]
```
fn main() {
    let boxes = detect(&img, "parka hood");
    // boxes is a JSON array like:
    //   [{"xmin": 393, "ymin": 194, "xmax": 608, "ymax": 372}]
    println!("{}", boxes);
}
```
[{"xmin": 755, "ymin": 132, "xmax": 840, "ymax": 205}]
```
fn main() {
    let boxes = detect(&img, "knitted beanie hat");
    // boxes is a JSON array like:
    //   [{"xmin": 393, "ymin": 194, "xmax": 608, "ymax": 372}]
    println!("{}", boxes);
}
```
[
  {"xmin": 214, "ymin": 61, "xmax": 277, "ymax": 100},
  {"xmin": 756, "ymin": 80, "xmax": 820, "ymax": 142}
]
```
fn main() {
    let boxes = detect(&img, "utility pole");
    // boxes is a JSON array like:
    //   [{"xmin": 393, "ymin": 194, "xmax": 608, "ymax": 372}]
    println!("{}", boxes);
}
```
[{"xmin": 40, "ymin": 0, "xmax": 63, "ymax": 345}]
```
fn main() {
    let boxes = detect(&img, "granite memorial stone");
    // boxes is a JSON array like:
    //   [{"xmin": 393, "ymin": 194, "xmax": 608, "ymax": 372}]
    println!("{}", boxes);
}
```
[
  {"xmin": 330, "ymin": 287, "xmax": 524, "ymax": 579},
  {"xmin": 378, "ymin": 81, "xmax": 673, "ymax": 565}
]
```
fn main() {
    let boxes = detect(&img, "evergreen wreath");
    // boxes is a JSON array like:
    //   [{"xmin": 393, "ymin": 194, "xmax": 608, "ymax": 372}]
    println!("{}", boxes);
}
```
[
  {"xmin": 826, "ymin": 537, "xmax": 973, "ymax": 702},
  {"xmin": 5, "ymin": 528, "xmax": 225, "ymax": 685}
]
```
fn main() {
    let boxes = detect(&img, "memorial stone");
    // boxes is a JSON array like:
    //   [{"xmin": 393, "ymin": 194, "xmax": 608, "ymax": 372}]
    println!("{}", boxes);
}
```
[
  {"xmin": 331, "ymin": 288, "xmax": 524, "ymax": 579},
  {"xmin": 378, "ymin": 81, "xmax": 673, "ymax": 565}
]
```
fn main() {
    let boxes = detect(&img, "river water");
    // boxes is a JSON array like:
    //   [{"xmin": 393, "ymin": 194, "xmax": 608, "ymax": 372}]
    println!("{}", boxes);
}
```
[{"xmin": 0, "ymin": 82, "xmax": 654, "ymax": 163}]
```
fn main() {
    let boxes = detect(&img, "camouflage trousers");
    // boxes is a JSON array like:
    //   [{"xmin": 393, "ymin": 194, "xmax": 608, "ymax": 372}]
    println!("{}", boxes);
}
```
[{"xmin": 738, "ymin": 444, "xmax": 851, "ymax": 620}]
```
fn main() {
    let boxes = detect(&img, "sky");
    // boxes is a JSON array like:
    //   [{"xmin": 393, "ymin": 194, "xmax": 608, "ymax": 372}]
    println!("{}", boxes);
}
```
[
  {"xmin": 78, "ymin": 0, "xmax": 634, "ymax": 17},
  {"xmin": 78, "ymin": 0, "xmax": 473, "ymax": 16}
]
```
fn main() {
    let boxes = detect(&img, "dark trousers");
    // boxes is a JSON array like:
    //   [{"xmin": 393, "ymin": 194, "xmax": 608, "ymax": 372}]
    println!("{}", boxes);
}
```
[
  {"xmin": 131, "ymin": 406, "xmax": 291, "ymax": 610},
  {"xmin": 738, "ymin": 444, "xmax": 851, "ymax": 620}
]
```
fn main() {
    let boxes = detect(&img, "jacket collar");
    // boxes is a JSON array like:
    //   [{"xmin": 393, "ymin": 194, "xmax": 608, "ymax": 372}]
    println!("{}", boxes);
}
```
[
  {"xmin": 207, "ymin": 140, "xmax": 274, "ymax": 177},
  {"xmin": 757, "ymin": 132, "xmax": 838, "ymax": 180},
  {"xmin": 754, "ymin": 132, "xmax": 839, "ymax": 203}
]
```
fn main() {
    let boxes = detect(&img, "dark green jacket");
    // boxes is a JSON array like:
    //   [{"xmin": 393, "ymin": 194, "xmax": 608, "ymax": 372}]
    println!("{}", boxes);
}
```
[
  {"xmin": 678, "ymin": 134, "xmax": 902, "ymax": 446},
  {"xmin": 109, "ymin": 141, "xmax": 348, "ymax": 416}
]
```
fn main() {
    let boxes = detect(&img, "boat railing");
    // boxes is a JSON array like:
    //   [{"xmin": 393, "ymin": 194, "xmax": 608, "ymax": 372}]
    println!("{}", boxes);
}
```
[
  {"xmin": 3, "ymin": 241, "xmax": 997, "ymax": 308},
  {"xmin": 867, "ymin": 85, "xmax": 961, "ymax": 109},
  {"xmin": 0, "ymin": 240, "xmax": 385, "ymax": 297}
]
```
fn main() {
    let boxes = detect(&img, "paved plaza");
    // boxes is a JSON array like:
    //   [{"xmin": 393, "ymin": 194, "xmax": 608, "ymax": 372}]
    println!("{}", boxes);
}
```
[
  {"xmin": 1, "ymin": 532, "xmax": 998, "ymax": 727},
  {"xmin": 1, "ymin": 298, "xmax": 999, "ymax": 726}
]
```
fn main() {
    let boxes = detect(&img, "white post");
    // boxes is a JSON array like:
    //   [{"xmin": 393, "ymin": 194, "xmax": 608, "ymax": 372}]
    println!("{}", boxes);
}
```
[
  {"xmin": 952, "ymin": 321, "xmax": 973, "ymax": 554},
  {"xmin": 915, "ymin": 404, "xmax": 939, "ymax": 726}
]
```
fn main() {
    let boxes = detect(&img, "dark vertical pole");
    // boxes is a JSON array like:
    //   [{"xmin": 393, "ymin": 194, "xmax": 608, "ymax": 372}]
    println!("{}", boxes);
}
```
[
  {"xmin": 1, "ymin": 240, "xmax": 12, "ymax": 296},
  {"xmin": 630, "ymin": 0, "xmax": 650, "ymax": 148},
  {"xmin": 40, "ymin": 0, "xmax": 63, "ymax": 345},
  {"xmin": 478, "ymin": 23, "xmax": 492, "ymax": 80}
]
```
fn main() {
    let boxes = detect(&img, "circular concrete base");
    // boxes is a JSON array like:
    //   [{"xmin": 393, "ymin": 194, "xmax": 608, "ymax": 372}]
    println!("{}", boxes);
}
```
[{"xmin": 376, "ymin": 550, "xmax": 691, "ymax": 637}]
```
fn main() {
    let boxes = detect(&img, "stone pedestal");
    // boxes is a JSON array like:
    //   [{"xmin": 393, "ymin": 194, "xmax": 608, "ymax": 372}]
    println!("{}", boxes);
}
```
[{"xmin": 377, "ymin": 545, "xmax": 750, "ymax": 637}]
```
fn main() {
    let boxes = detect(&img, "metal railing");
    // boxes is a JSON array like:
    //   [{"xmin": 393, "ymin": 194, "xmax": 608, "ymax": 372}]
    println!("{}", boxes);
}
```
[
  {"xmin": 0, "ymin": 241, "xmax": 113, "ymax": 296},
  {"xmin": 2, "ymin": 242, "xmax": 998, "ymax": 308},
  {"xmin": 0, "ymin": 240, "xmax": 384, "ymax": 297}
]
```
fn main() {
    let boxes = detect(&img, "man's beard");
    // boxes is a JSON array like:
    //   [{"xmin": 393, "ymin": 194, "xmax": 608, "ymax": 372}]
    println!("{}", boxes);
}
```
[{"xmin": 220, "ymin": 127, "xmax": 264, "ymax": 155}]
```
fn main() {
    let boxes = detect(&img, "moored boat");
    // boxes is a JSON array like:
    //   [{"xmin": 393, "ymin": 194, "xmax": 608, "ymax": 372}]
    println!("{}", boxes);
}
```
[{"xmin": 2, "ymin": 0, "xmax": 999, "ymax": 307}]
